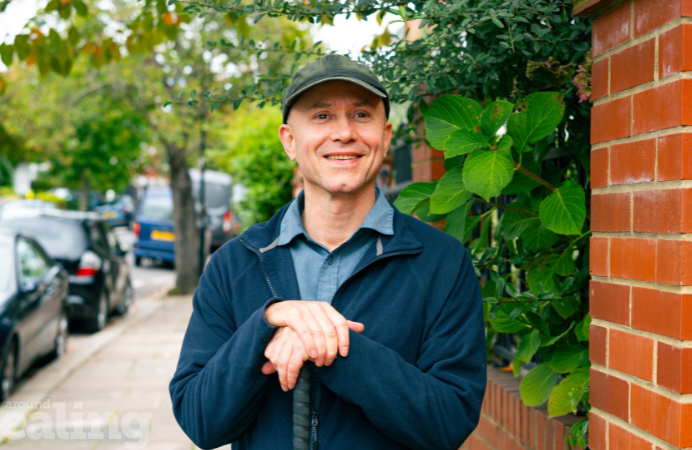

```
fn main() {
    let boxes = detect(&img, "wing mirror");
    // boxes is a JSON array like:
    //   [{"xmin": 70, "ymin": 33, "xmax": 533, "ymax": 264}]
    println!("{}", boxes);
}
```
[{"xmin": 21, "ymin": 279, "xmax": 38, "ymax": 293}]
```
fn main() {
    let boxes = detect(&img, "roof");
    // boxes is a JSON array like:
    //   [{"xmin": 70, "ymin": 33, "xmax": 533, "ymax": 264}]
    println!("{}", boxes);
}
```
[{"xmin": 189, "ymin": 169, "xmax": 233, "ymax": 185}]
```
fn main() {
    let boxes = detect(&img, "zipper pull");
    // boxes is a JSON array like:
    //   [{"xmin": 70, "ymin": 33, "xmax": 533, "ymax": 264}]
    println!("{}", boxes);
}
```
[{"xmin": 311, "ymin": 412, "xmax": 318, "ymax": 428}]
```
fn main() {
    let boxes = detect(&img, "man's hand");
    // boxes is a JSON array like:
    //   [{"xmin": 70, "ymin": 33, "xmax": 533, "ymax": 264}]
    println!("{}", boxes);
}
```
[
  {"xmin": 262, "ymin": 322, "xmax": 364, "ymax": 391},
  {"xmin": 264, "ymin": 301, "xmax": 364, "ymax": 367}
]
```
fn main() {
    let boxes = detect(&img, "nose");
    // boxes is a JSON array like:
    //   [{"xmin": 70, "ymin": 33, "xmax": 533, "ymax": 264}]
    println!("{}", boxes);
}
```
[{"xmin": 329, "ymin": 114, "xmax": 357, "ymax": 143}]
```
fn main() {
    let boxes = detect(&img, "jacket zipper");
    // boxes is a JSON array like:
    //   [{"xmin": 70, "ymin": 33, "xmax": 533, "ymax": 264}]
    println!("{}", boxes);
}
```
[
  {"xmin": 307, "ymin": 249, "xmax": 420, "ymax": 449},
  {"xmin": 240, "ymin": 238, "xmax": 277, "ymax": 297},
  {"xmin": 310, "ymin": 411, "xmax": 318, "ymax": 450}
]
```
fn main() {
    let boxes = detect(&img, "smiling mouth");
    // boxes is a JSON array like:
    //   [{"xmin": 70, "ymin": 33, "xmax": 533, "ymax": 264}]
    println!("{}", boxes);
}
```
[{"xmin": 325, "ymin": 155, "xmax": 362, "ymax": 160}]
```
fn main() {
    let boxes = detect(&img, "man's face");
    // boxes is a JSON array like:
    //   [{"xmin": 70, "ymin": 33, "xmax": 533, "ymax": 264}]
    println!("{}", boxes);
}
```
[{"xmin": 279, "ymin": 80, "xmax": 392, "ymax": 197}]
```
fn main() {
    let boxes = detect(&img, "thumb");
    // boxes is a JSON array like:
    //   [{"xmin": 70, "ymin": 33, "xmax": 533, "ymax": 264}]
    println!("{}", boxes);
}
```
[{"xmin": 347, "ymin": 320, "xmax": 365, "ymax": 333}]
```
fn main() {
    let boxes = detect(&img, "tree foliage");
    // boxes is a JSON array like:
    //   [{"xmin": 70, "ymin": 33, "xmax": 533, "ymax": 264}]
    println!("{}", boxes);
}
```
[{"xmin": 206, "ymin": 106, "xmax": 295, "ymax": 227}]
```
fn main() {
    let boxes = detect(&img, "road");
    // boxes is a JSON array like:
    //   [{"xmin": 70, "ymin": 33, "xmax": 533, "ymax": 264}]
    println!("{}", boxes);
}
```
[{"xmin": 114, "ymin": 227, "xmax": 177, "ymax": 300}]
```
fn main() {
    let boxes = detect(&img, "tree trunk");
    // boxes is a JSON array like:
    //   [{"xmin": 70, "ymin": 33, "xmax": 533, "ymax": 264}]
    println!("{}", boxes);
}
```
[
  {"xmin": 79, "ymin": 172, "xmax": 89, "ymax": 211},
  {"xmin": 166, "ymin": 143, "xmax": 200, "ymax": 295}
]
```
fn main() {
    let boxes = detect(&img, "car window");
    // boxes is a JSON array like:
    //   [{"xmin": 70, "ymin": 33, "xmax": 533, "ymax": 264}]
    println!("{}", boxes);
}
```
[
  {"xmin": 17, "ymin": 239, "xmax": 48, "ymax": 285},
  {"xmin": 90, "ymin": 223, "xmax": 109, "ymax": 253},
  {"xmin": 101, "ymin": 222, "xmax": 121, "ymax": 254},
  {"xmin": 0, "ymin": 218, "xmax": 87, "ymax": 260},
  {"xmin": 0, "ymin": 242, "xmax": 11, "ymax": 292},
  {"xmin": 193, "ymin": 182, "xmax": 230, "ymax": 210},
  {"xmin": 141, "ymin": 195, "xmax": 173, "ymax": 221}
]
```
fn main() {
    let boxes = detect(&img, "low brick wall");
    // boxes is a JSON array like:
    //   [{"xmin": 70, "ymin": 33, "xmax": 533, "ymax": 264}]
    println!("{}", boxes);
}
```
[{"xmin": 461, "ymin": 366, "xmax": 585, "ymax": 450}]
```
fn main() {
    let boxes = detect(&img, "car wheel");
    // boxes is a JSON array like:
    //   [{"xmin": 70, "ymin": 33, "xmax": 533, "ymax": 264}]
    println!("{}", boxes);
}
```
[
  {"xmin": 50, "ymin": 308, "xmax": 69, "ymax": 360},
  {"xmin": 86, "ymin": 290, "xmax": 109, "ymax": 333},
  {"xmin": 0, "ymin": 343, "xmax": 17, "ymax": 402},
  {"xmin": 134, "ymin": 256, "xmax": 142, "ymax": 267},
  {"xmin": 116, "ymin": 279, "xmax": 134, "ymax": 316}
]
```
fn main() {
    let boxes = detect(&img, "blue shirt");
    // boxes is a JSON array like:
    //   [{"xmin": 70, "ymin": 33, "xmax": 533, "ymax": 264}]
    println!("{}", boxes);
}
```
[{"xmin": 278, "ymin": 187, "xmax": 394, "ymax": 303}]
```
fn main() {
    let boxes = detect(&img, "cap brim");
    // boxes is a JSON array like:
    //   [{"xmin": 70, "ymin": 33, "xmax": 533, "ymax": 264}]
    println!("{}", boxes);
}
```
[{"xmin": 284, "ymin": 76, "xmax": 387, "ymax": 107}]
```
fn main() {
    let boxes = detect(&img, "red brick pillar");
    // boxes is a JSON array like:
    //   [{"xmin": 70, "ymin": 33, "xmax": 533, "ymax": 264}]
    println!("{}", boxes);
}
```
[{"xmin": 574, "ymin": 0, "xmax": 692, "ymax": 448}]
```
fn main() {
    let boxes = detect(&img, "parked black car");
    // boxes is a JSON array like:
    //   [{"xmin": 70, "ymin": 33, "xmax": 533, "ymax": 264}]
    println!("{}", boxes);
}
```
[
  {"xmin": 0, "ymin": 228, "xmax": 69, "ymax": 401},
  {"xmin": 0, "ymin": 211, "xmax": 134, "ymax": 333}
]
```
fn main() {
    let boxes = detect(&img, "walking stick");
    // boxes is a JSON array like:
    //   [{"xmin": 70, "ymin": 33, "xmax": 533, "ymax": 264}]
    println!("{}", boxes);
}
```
[{"xmin": 293, "ymin": 365, "xmax": 311, "ymax": 450}]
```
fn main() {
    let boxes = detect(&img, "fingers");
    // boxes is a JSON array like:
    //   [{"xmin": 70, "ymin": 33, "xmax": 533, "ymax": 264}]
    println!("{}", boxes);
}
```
[
  {"xmin": 274, "ymin": 330, "xmax": 308, "ymax": 391},
  {"xmin": 261, "ymin": 360, "xmax": 276, "ymax": 375},
  {"xmin": 284, "ymin": 307, "xmax": 319, "ymax": 361},
  {"xmin": 285, "ymin": 336, "xmax": 309, "ymax": 390},
  {"xmin": 267, "ymin": 328, "xmax": 291, "ymax": 390},
  {"xmin": 320, "ymin": 304, "xmax": 352, "ymax": 358},
  {"xmin": 347, "ymin": 320, "xmax": 365, "ymax": 333},
  {"xmin": 307, "ymin": 303, "xmax": 339, "ymax": 366}
]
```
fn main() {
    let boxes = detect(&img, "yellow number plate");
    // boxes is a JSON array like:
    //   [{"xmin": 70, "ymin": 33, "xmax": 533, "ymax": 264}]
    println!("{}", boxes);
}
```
[
  {"xmin": 151, "ymin": 230, "xmax": 175, "ymax": 242},
  {"xmin": 101, "ymin": 211, "xmax": 117, "ymax": 219}
]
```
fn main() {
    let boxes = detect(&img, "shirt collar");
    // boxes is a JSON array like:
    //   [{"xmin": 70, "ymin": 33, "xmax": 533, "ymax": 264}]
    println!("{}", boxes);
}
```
[{"xmin": 278, "ymin": 186, "xmax": 394, "ymax": 246}]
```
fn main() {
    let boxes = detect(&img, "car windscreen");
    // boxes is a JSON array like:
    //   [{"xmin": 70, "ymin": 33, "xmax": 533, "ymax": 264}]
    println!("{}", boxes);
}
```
[
  {"xmin": 141, "ymin": 195, "xmax": 173, "ymax": 221},
  {"xmin": 0, "ymin": 218, "xmax": 87, "ymax": 260},
  {"xmin": 0, "ymin": 242, "xmax": 11, "ymax": 292}
]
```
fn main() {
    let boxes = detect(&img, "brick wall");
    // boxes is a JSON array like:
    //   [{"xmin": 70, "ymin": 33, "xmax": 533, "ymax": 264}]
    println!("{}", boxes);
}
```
[
  {"xmin": 461, "ymin": 367, "xmax": 585, "ymax": 450},
  {"xmin": 577, "ymin": 0, "xmax": 692, "ymax": 448}
]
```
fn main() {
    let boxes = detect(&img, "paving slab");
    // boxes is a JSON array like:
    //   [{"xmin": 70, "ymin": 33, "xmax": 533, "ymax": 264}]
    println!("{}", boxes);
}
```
[{"xmin": 0, "ymin": 295, "xmax": 209, "ymax": 450}]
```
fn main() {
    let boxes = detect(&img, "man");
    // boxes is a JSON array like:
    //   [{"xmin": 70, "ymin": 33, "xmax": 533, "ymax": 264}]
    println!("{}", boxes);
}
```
[{"xmin": 169, "ymin": 54, "xmax": 486, "ymax": 450}]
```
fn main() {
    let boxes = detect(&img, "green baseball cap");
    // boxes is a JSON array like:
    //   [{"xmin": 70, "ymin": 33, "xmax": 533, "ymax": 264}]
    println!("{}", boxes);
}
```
[{"xmin": 282, "ymin": 54, "xmax": 390, "ymax": 123}]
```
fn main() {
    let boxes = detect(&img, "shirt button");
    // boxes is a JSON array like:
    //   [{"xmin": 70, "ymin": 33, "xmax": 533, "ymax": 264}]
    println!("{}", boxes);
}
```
[{"xmin": 327, "ymin": 257, "xmax": 333, "ymax": 265}]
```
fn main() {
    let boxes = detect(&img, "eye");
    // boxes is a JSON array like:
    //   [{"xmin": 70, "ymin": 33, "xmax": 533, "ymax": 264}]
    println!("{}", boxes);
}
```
[{"xmin": 316, "ymin": 113, "xmax": 329, "ymax": 120}]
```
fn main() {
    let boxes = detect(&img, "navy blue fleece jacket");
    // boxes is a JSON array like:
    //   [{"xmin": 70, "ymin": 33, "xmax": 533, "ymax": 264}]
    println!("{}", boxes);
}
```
[{"xmin": 169, "ymin": 202, "xmax": 487, "ymax": 450}]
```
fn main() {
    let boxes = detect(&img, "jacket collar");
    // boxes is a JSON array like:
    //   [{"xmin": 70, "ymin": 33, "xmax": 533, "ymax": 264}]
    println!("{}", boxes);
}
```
[
  {"xmin": 240, "ymin": 198, "xmax": 424, "ymax": 301},
  {"xmin": 241, "ymin": 198, "xmax": 422, "ymax": 255},
  {"xmin": 278, "ymin": 187, "xmax": 394, "ymax": 247}
]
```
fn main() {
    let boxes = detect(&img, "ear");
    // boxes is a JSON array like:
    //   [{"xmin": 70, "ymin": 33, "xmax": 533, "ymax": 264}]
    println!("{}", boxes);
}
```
[
  {"xmin": 382, "ymin": 121, "xmax": 393, "ymax": 157},
  {"xmin": 278, "ymin": 124, "xmax": 296, "ymax": 161}
]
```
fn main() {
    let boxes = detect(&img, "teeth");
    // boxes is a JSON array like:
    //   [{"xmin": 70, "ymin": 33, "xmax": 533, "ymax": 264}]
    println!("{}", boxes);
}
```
[{"xmin": 326, "ymin": 155, "xmax": 359, "ymax": 160}]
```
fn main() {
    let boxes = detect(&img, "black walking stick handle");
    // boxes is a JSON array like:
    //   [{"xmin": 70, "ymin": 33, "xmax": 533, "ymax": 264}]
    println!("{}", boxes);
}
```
[{"xmin": 293, "ymin": 364, "xmax": 311, "ymax": 450}]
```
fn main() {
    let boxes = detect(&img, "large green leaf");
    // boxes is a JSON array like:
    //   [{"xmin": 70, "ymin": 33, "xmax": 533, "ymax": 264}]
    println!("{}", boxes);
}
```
[
  {"xmin": 481, "ymin": 100, "xmax": 513, "ymax": 138},
  {"xmin": 539, "ymin": 181, "xmax": 586, "ymax": 235},
  {"xmin": 489, "ymin": 308, "xmax": 529, "ymax": 333},
  {"xmin": 430, "ymin": 167, "xmax": 472, "ymax": 214},
  {"xmin": 516, "ymin": 329, "xmax": 541, "ymax": 362},
  {"xmin": 423, "ymin": 95, "xmax": 483, "ymax": 150},
  {"xmin": 550, "ymin": 345, "xmax": 587, "ymax": 374},
  {"xmin": 444, "ymin": 202, "xmax": 473, "ymax": 242},
  {"xmin": 522, "ymin": 220, "xmax": 560, "ymax": 251},
  {"xmin": 507, "ymin": 92, "xmax": 565, "ymax": 153},
  {"xmin": 552, "ymin": 296, "xmax": 580, "ymax": 319},
  {"xmin": 502, "ymin": 170, "xmax": 542, "ymax": 195},
  {"xmin": 520, "ymin": 362, "xmax": 558, "ymax": 406},
  {"xmin": 501, "ymin": 203, "xmax": 536, "ymax": 239},
  {"xmin": 463, "ymin": 135, "xmax": 514, "ymax": 201},
  {"xmin": 445, "ymin": 129, "xmax": 489, "ymax": 157},
  {"xmin": 548, "ymin": 369, "xmax": 590, "ymax": 417},
  {"xmin": 414, "ymin": 198, "xmax": 447, "ymax": 223},
  {"xmin": 393, "ymin": 182, "xmax": 436, "ymax": 215}
]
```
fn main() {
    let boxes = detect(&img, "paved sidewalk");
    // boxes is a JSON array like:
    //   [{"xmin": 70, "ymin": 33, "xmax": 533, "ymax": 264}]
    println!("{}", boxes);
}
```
[{"xmin": 0, "ymin": 294, "xmax": 203, "ymax": 450}]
